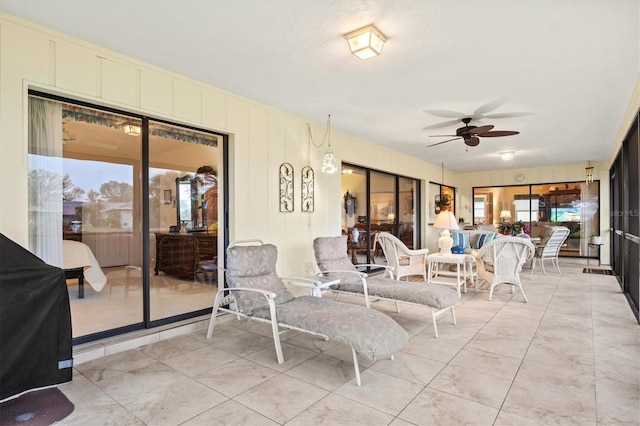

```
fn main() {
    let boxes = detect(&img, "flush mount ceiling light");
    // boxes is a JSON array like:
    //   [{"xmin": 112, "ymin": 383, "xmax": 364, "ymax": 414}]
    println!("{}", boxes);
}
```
[
  {"xmin": 123, "ymin": 123, "xmax": 141, "ymax": 136},
  {"xmin": 344, "ymin": 25, "xmax": 386, "ymax": 60},
  {"xmin": 499, "ymin": 151, "xmax": 515, "ymax": 161}
]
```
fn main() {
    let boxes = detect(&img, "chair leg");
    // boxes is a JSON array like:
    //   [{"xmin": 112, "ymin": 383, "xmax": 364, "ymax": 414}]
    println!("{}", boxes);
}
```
[
  {"xmin": 268, "ymin": 302, "xmax": 284, "ymax": 364},
  {"xmin": 541, "ymin": 259, "xmax": 547, "ymax": 275},
  {"xmin": 395, "ymin": 302, "xmax": 401, "ymax": 313},
  {"xmin": 351, "ymin": 347, "xmax": 362, "ymax": 386},
  {"xmin": 530, "ymin": 258, "xmax": 537, "ymax": 278},
  {"xmin": 431, "ymin": 310, "xmax": 439, "ymax": 338},
  {"xmin": 207, "ymin": 291, "xmax": 227, "ymax": 339},
  {"xmin": 450, "ymin": 305, "xmax": 457, "ymax": 325},
  {"xmin": 518, "ymin": 282, "xmax": 528, "ymax": 303},
  {"xmin": 553, "ymin": 257, "xmax": 561, "ymax": 274},
  {"xmin": 488, "ymin": 284, "xmax": 495, "ymax": 301}
]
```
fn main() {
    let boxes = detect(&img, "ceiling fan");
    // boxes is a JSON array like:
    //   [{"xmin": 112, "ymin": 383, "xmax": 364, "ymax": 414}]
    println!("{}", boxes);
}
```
[
  {"xmin": 423, "ymin": 98, "xmax": 533, "ymax": 130},
  {"xmin": 427, "ymin": 117, "xmax": 519, "ymax": 148}
]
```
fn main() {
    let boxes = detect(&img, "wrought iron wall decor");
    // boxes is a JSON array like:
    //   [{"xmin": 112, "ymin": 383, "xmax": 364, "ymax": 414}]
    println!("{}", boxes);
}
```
[
  {"xmin": 279, "ymin": 163, "xmax": 294, "ymax": 212},
  {"xmin": 301, "ymin": 166, "xmax": 314, "ymax": 212}
]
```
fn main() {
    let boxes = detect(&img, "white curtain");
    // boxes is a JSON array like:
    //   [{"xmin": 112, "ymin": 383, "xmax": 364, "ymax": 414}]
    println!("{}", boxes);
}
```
[
  {"xmin": 580, "ymin": 181, "xmax": 600, "ymax": 256},
  {"xmin": 28, "ymin": 97, "xmax": 63, "ymax": 267}
]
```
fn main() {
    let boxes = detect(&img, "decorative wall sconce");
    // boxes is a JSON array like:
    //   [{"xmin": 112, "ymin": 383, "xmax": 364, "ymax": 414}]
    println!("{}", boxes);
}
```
[
  {"xmin": 123, "ymin": 123, "xmax": 141, "ymax": 136},
  {"xmin": 279, "ymin": 163, "xmax": 294, "ymax": 212},
  {"xmin": 344, "ymin": 24, "xmax": 387, "ymax": 60},
  {"xmin": 301, "ymin": 166, "xmax": 314, "ymax": 212},
  {"xmin": 585, "ymin": 161, "xmax": 594, "ymax": 185},
  {"xmin": 308, "ymin": 114, "xmax": 338, "ymax": 174}
]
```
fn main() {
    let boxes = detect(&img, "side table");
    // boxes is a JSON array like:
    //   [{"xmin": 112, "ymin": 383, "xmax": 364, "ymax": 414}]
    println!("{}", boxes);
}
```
[
  {"xmin": 307, "ymin": 275, "xmax": 340, "ymax": 297},
  {"xmin": 427, "ymin": 253, "xmax": 470, "ymax": 296},
  {"xmin": 588, "ymin": 243, "xmax": 604, "ymax": 266}
]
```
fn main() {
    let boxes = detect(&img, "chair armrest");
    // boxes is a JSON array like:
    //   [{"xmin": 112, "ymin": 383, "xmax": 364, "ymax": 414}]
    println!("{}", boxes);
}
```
[
  {"xmin": 354, "ymin": 264, "xmax": 395, "ymax": 273},
  {"xmin": 215, "ymin": 287, "xmax": 277, "ymax": 300},
  {"xmin": 281, "ymin": 277, "xmax": 322, "ymax": 289},
  {"xmin": 318, "ymin": 269, "xmax": 367, "ymax": 278}
]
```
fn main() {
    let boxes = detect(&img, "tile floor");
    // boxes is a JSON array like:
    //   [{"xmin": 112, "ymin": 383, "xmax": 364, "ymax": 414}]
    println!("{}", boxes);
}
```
[{"xmin": 59, "ymin": 259, "xmax": 639, "ymax": 425}]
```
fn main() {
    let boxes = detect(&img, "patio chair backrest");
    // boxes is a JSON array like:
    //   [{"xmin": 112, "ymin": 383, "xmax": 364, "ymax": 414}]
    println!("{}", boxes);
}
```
[
  {"xmin": 313, "ymin": 236, "xmax": 361, "ymax": 284},
  {"xmin": 536, "ymin": 226, "xmax": 570, "ymax": 258},
  {"xmin": 226, "ymin": 243, "xmax": 294, "ymax": 315}
]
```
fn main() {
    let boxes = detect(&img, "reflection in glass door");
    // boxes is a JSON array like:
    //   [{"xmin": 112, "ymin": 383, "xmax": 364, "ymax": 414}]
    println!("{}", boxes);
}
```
[
  {"xmin": 342, "ymin": 163, "xmax": 421, "ymax": 267},
  {"xmin": 149, "ymin": 121, "xmax": 221, "ymax": 321},
  {"xmin": 29, "ymin": 95, "xmax": 144, "ymax": 340}
]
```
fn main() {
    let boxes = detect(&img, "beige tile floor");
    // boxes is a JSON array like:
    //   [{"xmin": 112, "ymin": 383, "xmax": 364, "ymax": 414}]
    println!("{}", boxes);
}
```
[{"xmin": 59, "ymin": 259, "xmax": 639, "ymax": 425}]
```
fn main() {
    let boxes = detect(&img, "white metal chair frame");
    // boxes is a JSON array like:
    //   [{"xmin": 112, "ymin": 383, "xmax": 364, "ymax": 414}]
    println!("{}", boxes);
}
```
[
  {"xmin": 530, "ymin": 226, "xmax": 570, "ymax": 277},
  {"xmin": 314, "ymin": 237, "xmax": 457, "ymax": 339},
  {"xmin": 207, "ymin": 240, "xmax": 394, "ymax": 386}
]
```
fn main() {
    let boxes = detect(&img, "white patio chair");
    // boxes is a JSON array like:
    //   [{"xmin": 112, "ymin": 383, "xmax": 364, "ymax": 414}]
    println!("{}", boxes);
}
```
[
  {"xmin": 472, "ymin": 236, "xmax": 535, "ymax": 302},
  {"xmin": 376, "ymin": 232, "xmax": 429, "ymax": 281}
]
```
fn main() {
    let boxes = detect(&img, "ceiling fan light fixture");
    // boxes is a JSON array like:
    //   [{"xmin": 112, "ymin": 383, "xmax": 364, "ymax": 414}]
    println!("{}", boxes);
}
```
[
  {"xmin": 500, "ymin": 151, "xmax": 515, "ymax": 161},
  {"xmin": 345, "ymin": 25, "xmax": 386, "ymax": 60},
  {"xmin": 123, "ymin": 123, "xmax": 141, "ymax": 136}
]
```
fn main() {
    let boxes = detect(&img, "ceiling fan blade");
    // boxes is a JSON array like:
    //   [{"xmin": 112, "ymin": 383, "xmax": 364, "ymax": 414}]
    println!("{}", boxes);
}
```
[
  {"xmin": 423, "ymin": 109, "xmax": 464, "ymax": 119},
  {"xmin": 473, "ymin": 98, "xmax": 508, "ymax": 116},
  {"xmin": 427, "ymin": 137, "xmax": 461, "ymax": 148},
  {"xmin": 484, "ymin": 112, "xmax": 535, "ymax": 119},
  {"xmin": 464, "ymin": 136, "xmax": 480, "ymax": 147},
  {"xmin": 422, "ymin": 119, "xmax": 462, "ymax": 130},
  {"xmin": 477, "ymin": 130, "xmax": 520, "ymax": 137},
  {"xmin": 469, "ymin": 125, "xmax": 494, "ymax": 135},
  {"xmin": 429, "ymin": 134, "xmax": 457, "ymax": 137}
]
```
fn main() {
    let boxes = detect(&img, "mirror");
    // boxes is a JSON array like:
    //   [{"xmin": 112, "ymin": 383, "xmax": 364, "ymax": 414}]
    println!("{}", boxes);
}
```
[{"xmin": 175, "ymin": 174, "xmax": 203, "ymax": 231}]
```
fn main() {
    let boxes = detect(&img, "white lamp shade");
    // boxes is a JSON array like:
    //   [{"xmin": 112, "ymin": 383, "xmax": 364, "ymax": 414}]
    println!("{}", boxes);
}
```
[
  {"xmin": 432, "ymin": 211, "xmax": 458, "ymax": 255},
  {"xmin": 432, "ymin": 211, "xmax": 459, "ymax": 230}
]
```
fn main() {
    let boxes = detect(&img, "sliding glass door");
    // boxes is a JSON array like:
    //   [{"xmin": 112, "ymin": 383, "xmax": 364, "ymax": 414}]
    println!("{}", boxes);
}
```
[
  {"xmin": 341, "ymin": 163, "xmax": 421, "ymax": 266},
  {"xmin": 28, "ymin": 92, "xmax": 226, "ymax": 343}
]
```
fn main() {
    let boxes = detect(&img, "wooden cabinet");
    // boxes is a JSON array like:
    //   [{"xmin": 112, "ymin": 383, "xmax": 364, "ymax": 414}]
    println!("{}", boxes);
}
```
[{"xmin": 155, "ymin": 233, "xmax": 217, "ymax": 279}]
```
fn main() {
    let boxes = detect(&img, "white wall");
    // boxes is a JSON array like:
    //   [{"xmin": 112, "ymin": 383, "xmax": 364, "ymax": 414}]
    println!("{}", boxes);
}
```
[
  {"xmin": 0, "ymin": 13, "xmax": 625, "ymax": 273},
  {"xmin": 0, "ymin": 14, "xmax": 451, "ymax": 276}
]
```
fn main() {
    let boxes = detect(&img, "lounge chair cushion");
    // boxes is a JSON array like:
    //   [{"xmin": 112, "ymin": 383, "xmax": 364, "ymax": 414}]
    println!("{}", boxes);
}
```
[
  {"xmin": 252, "ymin": 295, "xmax": 408, "ymax": 361},
  {"xmin": 334, "ymin": 276, "xmax": 459, "ymax": 310},
  {"xmin": 313, "ymin": 235, "xmax": 362, "ymax": 284},
  {"xmin": 313, "ymin": 236, "xmax": 459, "ymax": 309},
  {"xmin": 226, "ymin": 244, "xmax": 295, "ymax": 315}
]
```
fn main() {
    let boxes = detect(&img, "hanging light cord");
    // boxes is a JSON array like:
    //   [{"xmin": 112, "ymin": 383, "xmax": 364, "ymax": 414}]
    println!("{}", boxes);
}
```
[{"xmin": 308, "ymin": 114, "xmax": 331, "ymax": 149}]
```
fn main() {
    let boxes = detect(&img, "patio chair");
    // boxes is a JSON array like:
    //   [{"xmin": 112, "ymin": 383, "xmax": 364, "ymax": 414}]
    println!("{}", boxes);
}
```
[
  {"xmin": 376, "ymin": 232, "xmax": 429, "ymax": 281},
  {"xmin": 313, "ymin": 235, "xmax": 460, "ymax": 338},
  {"xmin": 530, "ymin": 226, "xmax": 570, "ymax": 277},
  {"xmin": 471, "ymin": 236, "xmax": 535, "ymax": 302},
  {"xmin": 206, "ymin": 240, "xmax": 408, "ymax": 386}
]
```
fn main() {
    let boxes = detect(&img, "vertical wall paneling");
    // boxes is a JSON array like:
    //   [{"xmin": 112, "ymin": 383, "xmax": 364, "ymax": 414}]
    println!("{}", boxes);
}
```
[
  {"xmin": 140, "ymin": 69, "xmax": 173, "ymax": 115},
  {"xmin": 173, "ymin": 80, "xmax": 202, "ymax": 123},
  {"xmin": 54, "ymin": 42, "xmax": 97, "ymax": 96},
  {"xmin": 101, "ymin": 57, "xmax": 139, "ymax": 107},
  {"xmin": 202, "ymin": 89, "xmax": 228, "ymax": 130}
]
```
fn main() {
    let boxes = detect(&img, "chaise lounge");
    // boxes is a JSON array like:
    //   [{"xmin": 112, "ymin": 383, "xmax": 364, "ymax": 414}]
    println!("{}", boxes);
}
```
[
  {"xmin": 207, "ymin": 240, "xmax": 408, "ymax": 386},
  {"xmin": 313, "ymin": 235, "xmax": 460, "ymax": 338}
]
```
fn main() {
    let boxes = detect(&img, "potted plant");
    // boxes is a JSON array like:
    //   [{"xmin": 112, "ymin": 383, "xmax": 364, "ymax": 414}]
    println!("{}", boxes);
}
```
[{"xmin": 590, "ymin": 234, "xmax": 602, "ymax": 245}]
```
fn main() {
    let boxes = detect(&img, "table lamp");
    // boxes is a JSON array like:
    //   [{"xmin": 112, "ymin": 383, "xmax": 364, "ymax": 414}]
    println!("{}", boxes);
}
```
[{"xmin": 432, "ymin": 211, "xmax": 459, "ymax": 255}]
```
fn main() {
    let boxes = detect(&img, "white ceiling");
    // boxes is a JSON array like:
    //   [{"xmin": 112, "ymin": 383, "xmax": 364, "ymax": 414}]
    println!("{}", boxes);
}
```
[{"xmin": 1, "ymin": 0, "xmax": 638, "ymax": 172}]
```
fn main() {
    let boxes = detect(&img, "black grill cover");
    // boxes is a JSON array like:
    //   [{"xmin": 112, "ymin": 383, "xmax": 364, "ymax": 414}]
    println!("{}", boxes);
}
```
[{"xmin": 0, "ymin": 234, "xmax": 72, "ymax": 401}]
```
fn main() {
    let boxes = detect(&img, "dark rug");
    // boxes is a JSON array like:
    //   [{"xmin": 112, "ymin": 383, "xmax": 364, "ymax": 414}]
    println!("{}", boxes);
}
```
[
  {"xmin": 583, "ymin": 268, "xmax": 615, "ymax": 275},
  {"xmin": 0, "ymin": 388, "xmax": 74, "ymax": 426}
]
